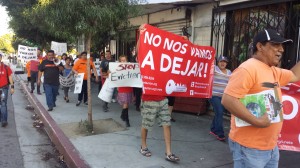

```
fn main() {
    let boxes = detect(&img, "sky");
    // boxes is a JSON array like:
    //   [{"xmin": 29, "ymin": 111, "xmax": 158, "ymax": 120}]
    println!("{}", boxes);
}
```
[
  {"xmin": 0, "ymin": 5, "xmax": 11, "ymax": 36},
  {"xmin": 0, "ymin": 1, "xmax": 189, "ymax": 35}
]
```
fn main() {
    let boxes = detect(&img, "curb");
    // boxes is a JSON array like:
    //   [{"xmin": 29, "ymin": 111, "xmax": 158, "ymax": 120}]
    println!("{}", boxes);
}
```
[{"xmin": 18, "ymin": 77, "xmax": 90, "ymax": 168}]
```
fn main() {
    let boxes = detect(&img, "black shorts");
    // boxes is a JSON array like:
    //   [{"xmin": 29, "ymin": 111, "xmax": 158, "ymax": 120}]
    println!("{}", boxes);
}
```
[{"xmin": 167, "ymin": 96, "xmax": 175, "ymax": 106}]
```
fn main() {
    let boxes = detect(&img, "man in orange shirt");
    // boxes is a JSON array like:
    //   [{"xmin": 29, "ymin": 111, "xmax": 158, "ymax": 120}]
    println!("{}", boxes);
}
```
[
  {"xmin": 222, "ymin": 29, "xmax": 300, "ymax": 168},
  {"xmin": 73, "ymin": 51, "xmax": 98, "ymax": 106}
]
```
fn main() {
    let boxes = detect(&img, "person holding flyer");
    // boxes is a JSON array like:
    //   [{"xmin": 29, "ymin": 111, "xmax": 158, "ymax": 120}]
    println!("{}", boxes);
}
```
[
  {"xmin": 117, "ymin": 55, "xmax": 133, "ymax": 127},
  {"xmin": 100, "ymin": 50, "xmax": 114, "ymax": 112},
  {"xmin": 138, "ymin": 24, "xmax": 180, "ymax": 162},
  {"xmin": 72, "ymin": 51, "xmax": 98, "ymax": 106},
  {"xmin": 62, "ymin": 57, "xmax": 73, "ymax": 103},
  {"xmin": 222, "ymin": 29, "xmax": 300, "ymax": 168},
  {"xmin": 29, "ymin": 56, "xmax": 42, "ymax": 95}
]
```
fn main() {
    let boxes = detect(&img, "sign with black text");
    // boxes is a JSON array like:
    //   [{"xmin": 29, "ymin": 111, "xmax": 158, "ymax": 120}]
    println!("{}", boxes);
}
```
[
  {"xmin": 108, "ymin": 62, "xmax": 142, "ymax": 88},
  {"xmin": 74, "ymin": 73, "xmax": 84, "ymax": 94},
  {"xmin": 51, "ymin": 41, "xmax": 67, "ymax": 56},
  {"xmin": 95, "ymin": 58, "xmax": 101, "ymax": 76},
  {"xmin": 59, "ymin": 73, "xmax": 75, "ymax": 87},
  {"xmin": 18, "ymin": 45, "xmax": 37, "ymax": 66}
]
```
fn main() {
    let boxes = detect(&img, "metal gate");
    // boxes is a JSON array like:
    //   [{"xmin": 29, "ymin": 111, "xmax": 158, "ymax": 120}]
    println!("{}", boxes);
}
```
[{"xmin": 211, "ymin": 1, "xmax": 300, "ymax": 69}]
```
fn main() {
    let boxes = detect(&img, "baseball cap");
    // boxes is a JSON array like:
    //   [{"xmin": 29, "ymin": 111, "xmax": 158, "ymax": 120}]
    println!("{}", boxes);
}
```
[
  {"xmin": 217, "ymin": 56, "xmax": 229, "ymax": 62},
  {"xmin": 253, "ymin": 29, "xmax": 293, "ymax": 48}
]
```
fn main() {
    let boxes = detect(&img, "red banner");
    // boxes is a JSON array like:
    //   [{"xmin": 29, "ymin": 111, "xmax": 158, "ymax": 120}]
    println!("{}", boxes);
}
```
[
  {"xmin": 279, "ymin": 81, "xmax": 300, "ymax": 152},
  {"xmin": 138, "ymin": 24, "xmax": 215, "ymax": 98}
]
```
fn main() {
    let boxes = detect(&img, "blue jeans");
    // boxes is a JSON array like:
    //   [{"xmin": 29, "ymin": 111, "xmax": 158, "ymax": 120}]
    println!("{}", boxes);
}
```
[
  {"xmin": 228, "ymin": 138, "xmax": 279, "ymax": 168},
  {"xmin": 0, "ymin": 87, "xmax": 9, "ymax": 122},
  {"xmin": 209, "ymin": 96, "xmax": 224, "ymax": 136},
  {"xmin": 44, "ymin": 84, "xmax": 59, "ymax": 109}
]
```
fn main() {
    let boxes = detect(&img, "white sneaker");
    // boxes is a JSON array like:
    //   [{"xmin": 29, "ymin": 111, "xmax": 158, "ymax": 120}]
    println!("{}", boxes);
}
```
[{"xmin": 112, "ymin": 99, "xmax": 116, "ymax": 103}]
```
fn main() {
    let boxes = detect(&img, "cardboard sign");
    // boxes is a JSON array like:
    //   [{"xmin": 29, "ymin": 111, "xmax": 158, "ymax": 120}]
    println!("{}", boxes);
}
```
[
  {"xmin": 94, "ymin": 58, "xmax": 101, "ymax": 76},
  {"xmin": 59, "ymin": 73, "xmax": 75, "ymax": 87},
  {"xmin": 278, "ymin": 82, "xmax": 300, "ymax": 152},
  {"xmin": 138, "ymin": 24, "xmax": 215, "ymax": 98},
  {"xmin": 74, "ymin": 73, "xmax": 84, "ymax": 94},
  {"xmin": 18, "ymin": 45, "xmax": 37, "ymax": 66},
  {"xmin": 108, "ymin": 62, "xmax": 142, "ymax": 88},
  {"xmin": 98, "ymin": 76, "xmax": 114, "ymax": 103},
  {"xmin": 51, "ymin": 41, "xmax": 67, "ymax": 56}
]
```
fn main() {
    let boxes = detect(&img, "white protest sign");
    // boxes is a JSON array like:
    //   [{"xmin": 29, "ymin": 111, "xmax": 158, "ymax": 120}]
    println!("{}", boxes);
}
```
[
  {"xmin": 59, "ymin": 73, "xmax": 75, "ymax": 87},
  {"xmin": 74, "ymin": 73, "xmax": 84, "ymax": 94},
  {"xmin": 108, "ymin": 62, "xmax": 142, "ymax": 88},
  {"xmin": 94, "ymin": 58, "xmax": 101, "ymax": 76},
  {"xmin": 51, "ymin": 41, "xmax": 67, "ymax": 56},
  {"xmin": 98, "ymin": 77, "xmax": 114, "ymax": 103},
  {"xmin": 18, "ymin": 45, "xmax": 37, "ymax": 66}
]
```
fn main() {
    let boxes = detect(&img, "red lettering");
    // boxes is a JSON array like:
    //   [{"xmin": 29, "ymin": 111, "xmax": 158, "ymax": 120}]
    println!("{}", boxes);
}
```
[{"xmin": 116, "ymin": 64, "xmax": 139, "ymax": 71}]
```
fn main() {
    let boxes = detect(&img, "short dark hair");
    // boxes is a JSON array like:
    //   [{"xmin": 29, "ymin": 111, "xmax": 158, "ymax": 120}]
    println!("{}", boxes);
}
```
[
  {"xmin": 47, "ymin": 50, "xmax": 55, "ymax": 54},
  {"xmin": 65, "ymin": 57, "xmax": 71, "ymax": 61},
  {"xmin": 62, "ymin": 53, "xmax": 67, "ymax": 57},
  {"xmin": 253, "ymin": 41, "xmax": 267, "ymax": 53},
  {"xmin": 81, "ymin": 51, "xmax": 87, "ymax": 56},
  {"xmin": 106, "ymin": 50, "xmax": 111, "ymax": 53}
]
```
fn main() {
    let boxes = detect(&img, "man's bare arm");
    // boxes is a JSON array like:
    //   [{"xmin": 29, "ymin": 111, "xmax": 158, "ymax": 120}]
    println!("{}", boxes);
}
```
[
  {"xmin": 290, "ymin": 62, "xmax": 300, "ymax": 82},
  {"xmin": 221, "ymin": 93, "xmax": 271, "ymax": 128}
]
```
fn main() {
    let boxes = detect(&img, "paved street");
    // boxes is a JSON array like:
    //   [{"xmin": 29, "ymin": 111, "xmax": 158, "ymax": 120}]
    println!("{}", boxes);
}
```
[
  {"xmin": 0, "ymin": 75, "xmax": 67, "ymax": 168},
  {"xmin": 0, "ymin": 93, "xmax": 23, "ymax": 168},
  {"xmin": 15, "ymin": 73, "xmax": 300, "ymax": 168}
]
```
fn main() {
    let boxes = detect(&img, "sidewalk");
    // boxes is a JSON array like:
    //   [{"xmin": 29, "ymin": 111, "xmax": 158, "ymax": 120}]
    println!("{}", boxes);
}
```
[{"xmin": 17, "ymin": 73, "xmax": 233, "ymax": 168}]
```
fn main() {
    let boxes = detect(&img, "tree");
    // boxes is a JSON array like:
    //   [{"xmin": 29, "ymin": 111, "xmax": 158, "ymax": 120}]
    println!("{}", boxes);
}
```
[
  {"xmin": 0, "ymin": 0, "xmax": 71, "ymax": 50},
  {"xmin": 29, "ymin": 0, "xmax": 143, "ymax": 131},
  {"xmin": 0, "ymin": 33, "xmax": 15, "ymax": 54}
]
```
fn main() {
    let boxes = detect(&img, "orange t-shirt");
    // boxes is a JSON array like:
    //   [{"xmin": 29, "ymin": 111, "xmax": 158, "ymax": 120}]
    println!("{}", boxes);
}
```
[
  {"xmin": 224, "ymin": 58, "xmax": 293, "ymax": 150},
  {"xmin": 73, "ymin": 59, "xmax": 95, "ymax": 80},
  {"xmin": 26, "ymin": 61, "xmax": 31, "ymax": 77}
]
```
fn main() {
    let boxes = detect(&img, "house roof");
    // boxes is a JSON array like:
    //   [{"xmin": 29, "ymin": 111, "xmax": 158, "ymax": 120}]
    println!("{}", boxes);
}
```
[{"xmin": 140, "ymin": 0, "xmax": 215, "ymax": 14}]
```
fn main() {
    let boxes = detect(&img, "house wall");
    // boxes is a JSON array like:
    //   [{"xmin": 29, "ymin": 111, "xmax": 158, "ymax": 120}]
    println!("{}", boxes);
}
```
[
  {"xmin": 192, "ymin": 3, "xmax": 215, "ymax": 46},
  {"xmin": 129, "ymin": 6, "xmax": 187, "ymax": 27}
]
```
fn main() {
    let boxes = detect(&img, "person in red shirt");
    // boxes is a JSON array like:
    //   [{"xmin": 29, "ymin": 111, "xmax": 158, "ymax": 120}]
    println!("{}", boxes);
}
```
[
  {"xmin": 0, "ymin": 54, "xmax": 15, "ymax": 127},
  {"xmin": 137, "ymin": 24, "xmax": 179, "ymax": 162},
  {"xmin": 117, "ymin": 55, "xmax": 133, "ymax": 127},
  {"xmin": 29, "ymin": 57, "xmax": 41, "ymax": 94}
]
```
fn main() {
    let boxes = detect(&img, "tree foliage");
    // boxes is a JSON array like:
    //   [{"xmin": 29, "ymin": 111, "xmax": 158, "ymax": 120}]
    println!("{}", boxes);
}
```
[
  {"xmin": 27, "ymin": 0, "xmax": 143, "ymax": 50},
  {"xmin": 0, "ymin": 33, "xmax": 15, "ymax": 53},
  {"xmin": 1, "ymin": 0, "xmax": 143, "ymax": 51},
  {"xmin": 0, "ymin": 0, "xmax": 64, "ymax": 49}
]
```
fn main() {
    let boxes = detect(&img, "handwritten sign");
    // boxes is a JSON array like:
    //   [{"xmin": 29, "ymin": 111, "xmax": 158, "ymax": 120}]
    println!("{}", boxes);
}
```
[
  {"xmin": 74, "ymin": 73, "xmax": 84, "ymax": 94},
  {"xmin": 108, "ymin": 62, "xmax": 142, "ymax": 88},
  {"xmin": 95, "ymin": 58, "xmax": 101, "ymax": 76},
  {"xmin": 98, "ymin": 76, "xmax": 114, "ymax": 103},
  {"xmin": 51, "ymin": 41, "xmax": 67, "ymax": 56},
  {"xmin": 59, "ymin": 73, "xmax": 75, "ymax": 87},
  {"xmin": 18, "ymin": 45, "xmax": 37, "ymax": 66}
]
